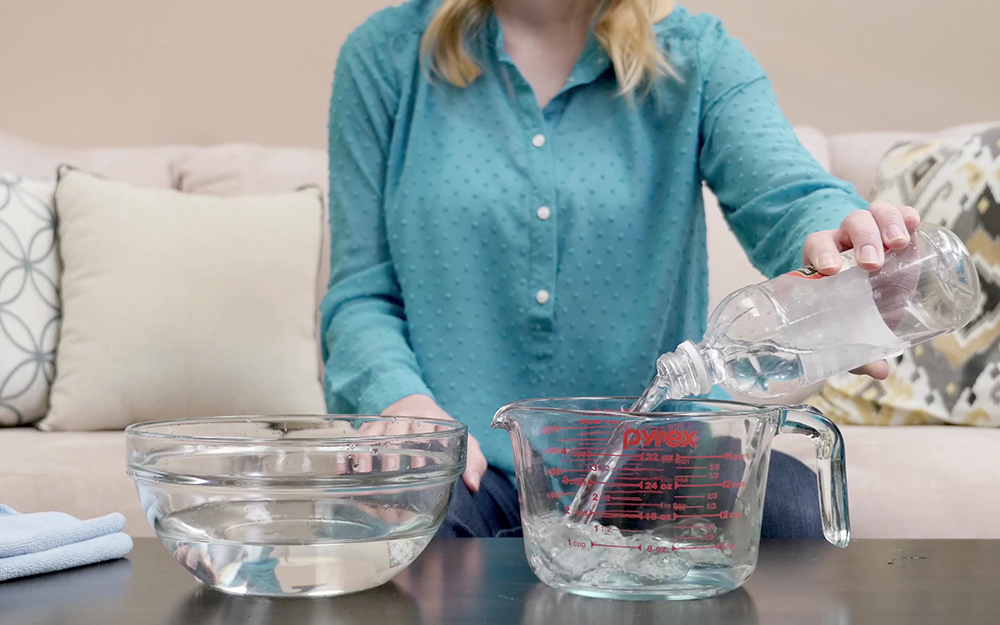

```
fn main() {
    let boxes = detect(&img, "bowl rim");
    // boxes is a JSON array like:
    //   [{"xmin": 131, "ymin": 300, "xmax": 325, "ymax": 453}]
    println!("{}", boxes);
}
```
[{"xmin": 124, "ymin": 414, "xmax": 468, "ymax": 446}]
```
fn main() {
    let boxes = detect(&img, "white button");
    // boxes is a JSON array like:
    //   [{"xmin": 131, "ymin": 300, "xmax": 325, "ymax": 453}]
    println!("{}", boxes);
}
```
[
  {"xmin": 532, "ymin": 134, "xmax": 546, "ymax": 148},
  {"xmin": 536, "ymin": 206, "xmax": 551, "ymax": 220},
  {"xmin": 536, "ymin": 290, "xmax": 551, "ymax": 305}
]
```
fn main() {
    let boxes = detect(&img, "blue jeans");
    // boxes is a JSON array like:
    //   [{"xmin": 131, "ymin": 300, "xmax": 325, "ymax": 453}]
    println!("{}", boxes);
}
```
[{"xmin": 435, "ymin": 451, "xmax": 822, "ymax": 539}]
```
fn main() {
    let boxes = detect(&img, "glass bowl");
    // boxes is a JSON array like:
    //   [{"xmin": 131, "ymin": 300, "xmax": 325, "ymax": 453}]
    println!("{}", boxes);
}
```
[{"xmin": 126, "ymin": 415, "xmax": 467, "ymax": 597}]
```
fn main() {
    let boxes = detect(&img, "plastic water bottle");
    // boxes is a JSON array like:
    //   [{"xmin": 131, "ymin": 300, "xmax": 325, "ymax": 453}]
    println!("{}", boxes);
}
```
[{"xmin": 634, "ymin": 223, "xmax": 981, "ymax": 409}]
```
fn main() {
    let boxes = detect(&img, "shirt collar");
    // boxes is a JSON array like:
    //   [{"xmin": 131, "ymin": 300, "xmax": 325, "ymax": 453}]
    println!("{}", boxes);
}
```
[{"xmin": 485, "ymin": 12, "xmax": 612, "ymax": 90}]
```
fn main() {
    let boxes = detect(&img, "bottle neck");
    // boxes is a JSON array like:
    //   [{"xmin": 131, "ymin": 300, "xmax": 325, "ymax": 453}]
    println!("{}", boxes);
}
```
[{"xmin": 654, "ymin": 340, "xmax": 719, "ymax": 398}]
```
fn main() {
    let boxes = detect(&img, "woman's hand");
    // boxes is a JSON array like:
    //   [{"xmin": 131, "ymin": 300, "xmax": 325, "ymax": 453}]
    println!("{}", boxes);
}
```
[
  {"xmin": 381, "ymin": 394, "xmax": 489, "ymax": 493},
  {"xmin": 801, "ymin": 201, "xmax": 921, "ymax": 380}
]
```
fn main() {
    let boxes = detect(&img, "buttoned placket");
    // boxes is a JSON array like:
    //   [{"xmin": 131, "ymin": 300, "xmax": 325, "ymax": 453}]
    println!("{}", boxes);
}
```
[{"xmin": 491, "ymin": 18, "xmax": 612, "ymax": 362}]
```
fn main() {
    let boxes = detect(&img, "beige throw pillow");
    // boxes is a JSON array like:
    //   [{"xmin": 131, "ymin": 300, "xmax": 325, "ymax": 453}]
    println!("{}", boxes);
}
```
[{"xmin": 39, "ymin": 169, "xmax": 326, "ymax": 431}]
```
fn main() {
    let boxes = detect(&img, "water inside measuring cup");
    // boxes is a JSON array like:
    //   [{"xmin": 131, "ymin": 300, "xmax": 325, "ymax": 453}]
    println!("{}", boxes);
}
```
[
  {"xmin": 538, "ymin": 405, "xmax": 761, "ymax": 598},
  {"xmin": 524, "ymin": 511, "xmax": 755, "ymax": 599}
]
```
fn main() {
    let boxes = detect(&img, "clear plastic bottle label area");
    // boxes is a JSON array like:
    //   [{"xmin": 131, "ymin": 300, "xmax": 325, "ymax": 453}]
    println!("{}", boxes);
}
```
[{"xmin": 785, "ymin": 250, "xmax": 855, "ymax": 281}]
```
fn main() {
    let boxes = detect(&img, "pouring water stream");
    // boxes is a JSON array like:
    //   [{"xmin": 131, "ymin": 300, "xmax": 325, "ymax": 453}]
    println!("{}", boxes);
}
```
[{"xmin": 563, "ymin": 376, "xmax": 675, "ymax": 523}]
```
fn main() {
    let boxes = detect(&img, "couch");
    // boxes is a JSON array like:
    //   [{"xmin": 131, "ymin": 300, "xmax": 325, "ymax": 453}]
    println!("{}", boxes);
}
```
[{"xmin": 1, "ymin": 123, "xmax": 997, "ymax": 540}]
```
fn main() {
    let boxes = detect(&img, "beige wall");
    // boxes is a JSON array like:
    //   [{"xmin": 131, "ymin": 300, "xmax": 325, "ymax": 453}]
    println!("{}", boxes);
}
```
[{"xmin": 1, "ymin": 0, "xmax": 996, "ymax": 148}]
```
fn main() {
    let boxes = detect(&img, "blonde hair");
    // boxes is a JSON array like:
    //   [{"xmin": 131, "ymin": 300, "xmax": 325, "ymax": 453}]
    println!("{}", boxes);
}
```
[{"xmin": 421, "ymin": 0, "xmax": 676, "ymax": 94}]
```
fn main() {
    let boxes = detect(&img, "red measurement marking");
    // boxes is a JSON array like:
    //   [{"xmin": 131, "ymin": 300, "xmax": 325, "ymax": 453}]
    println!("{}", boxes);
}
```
[
  {"xmin": 687, "ymin": 454, "xmax": 729, "ymax": 459},
  {"xmin": 603, "ymin": 502, "xmax": 665, "ymax": 508},
  {"xmin": 676, "ymin": 483, "xmax": 725, "ymax": 488},
  {"xmin": 672, "ymin": 545, "xmax": 718, "ymax": 551},
  {"xmin": 676, "ymin": 466, "xmax": 708, "ymax": 470},
  {"xmin": 590, "ymin": 542, "xmax": 641, "ymax": 550},
  {"xmin": 589, "ymin": 481, "xmax": 645, "ymax": 487},
  {"xmin": 607, "ymin": 497, "xmax": 642, "ymax": 502},
  {"xmin": 675, "ymin": 513, "xmax": 725, "ymax": 519},
  {"xmin": 592, "ymin": 453, "xmax": 635, "ymax": 457},
  {"xmin": 595, "ymin": 514, "xmax": 644, "ymax": 520},
  {"xmin": 616, "ymin": 468, "xmax": 661, "ymax": 473},
  {"xmin": 674, "ymin": 495, "xmax": 706, "ymax": 499},
  {"xmin": 557, "ymin": 438, "xmax": 616, "ymax": 442}
]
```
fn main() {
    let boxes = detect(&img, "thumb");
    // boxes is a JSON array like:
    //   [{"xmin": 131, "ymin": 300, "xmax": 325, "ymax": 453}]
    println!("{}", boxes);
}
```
[{"xmin": 463, "ymin": 436, "xmax": 488, "ymax": 493}]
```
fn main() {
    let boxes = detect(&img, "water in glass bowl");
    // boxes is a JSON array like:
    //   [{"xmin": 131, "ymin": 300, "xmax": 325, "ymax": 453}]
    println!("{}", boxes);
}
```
[{"xmin": 156, "ymin": 499, "xmax": 435, "ymax": 597}]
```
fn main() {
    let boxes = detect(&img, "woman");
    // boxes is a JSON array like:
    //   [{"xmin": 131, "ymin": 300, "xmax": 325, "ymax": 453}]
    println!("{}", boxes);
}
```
[{"xmin": 321, "ymin": 0, "xmax": 916, "ymax": 537}]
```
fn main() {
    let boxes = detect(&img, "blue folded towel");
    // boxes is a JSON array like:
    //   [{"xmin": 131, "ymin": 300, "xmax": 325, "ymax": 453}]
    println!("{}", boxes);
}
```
[{"xmin": 0, "ymin": 505, "xmax": 133, "ymax": 582}]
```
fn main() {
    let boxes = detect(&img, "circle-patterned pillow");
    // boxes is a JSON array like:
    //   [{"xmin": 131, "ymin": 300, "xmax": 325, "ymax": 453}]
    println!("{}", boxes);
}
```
[{"xmin": 0, "ymin": 173, "xmax": 59, "ymax": 426}]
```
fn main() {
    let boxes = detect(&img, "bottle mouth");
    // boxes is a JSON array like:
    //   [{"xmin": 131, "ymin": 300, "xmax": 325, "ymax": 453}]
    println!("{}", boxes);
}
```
[
  {"xmin": 677, "ymin": 340, "xmax": 712, "ymax": 395},
  {"xmin": 651, "ymin": 341, "xmax": 711, "ymax": 401}
]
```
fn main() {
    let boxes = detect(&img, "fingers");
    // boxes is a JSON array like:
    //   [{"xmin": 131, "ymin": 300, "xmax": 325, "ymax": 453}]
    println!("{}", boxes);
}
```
[
  {"xmin": 335, "ymin": 451, "xmax": 351, "ymax": 475},
  {"xmin": 463, "ymin": 435, "xmax": 489, "ymax": 493},
  {"xmin": 802, "ymin": 229, "xmax": 844, "ymax": 275},
  {"xmin": 354, "ymin": 420, "xmax": 391, "ymax": 473},
  {"xmin": 378, "ymin": 398, "xmax": 472, "ymax": 478},
  {"xmin": 409, "ymin": 419, "xmax": 435, "ymax": 470},
  {"xmin": 185, "ymin": 549, "xmax": 203, "ymax": 571},
  {"xmin": 177, "ymin": 546, "xmax": 217, "ymax": 583},
  {"xmin": 837, "ymin": 210, "xmax": 884, "ymax": 270},
  {"xmin": 836, "ymin": 204, "xmax": 922, "ymax": 272},
  {"xmin": 382, "ymin": 446, "xmax": 402, "ymax": 472},
  {"xmin": 868, "ymin": 201, "xmax": 911, "ymax": 250},
  {"xmin": 899, "ymin": 205, "xmax": 921, "ymax": 231},
  {"xmin": 356, "ymin": 447, "xmax": 374, "ymax": 473},
  {"xmin": 850, "ymin": 359, "xmax": 890, "ymax": 380}
]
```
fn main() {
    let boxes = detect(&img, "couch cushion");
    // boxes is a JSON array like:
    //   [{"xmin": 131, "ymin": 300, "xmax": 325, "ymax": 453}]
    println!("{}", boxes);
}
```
[
  {"xmin": 40, "ymin": 169, "xmax": 327, "ymax": 431},
  {"xmin": 772, "ymin": 425, "xmax": 1000, "ymax": 539},
  {"xmin": 827, "ymin": 122, "xmax": 1000, "ymax": 200},
  {"xmin": 0, "ymin": 430, "xmax": 152, "ymax": 537},
  {"xmin": 0, "ymin": 174, "xmax": 59, "ymax": 426},
  {"xmin": 172, "ymin": 143, "xmax": 328, "ymax": 197},
  {"xmin": 0, "ymin": 130, "xmax": 187, "ymax": 189}
]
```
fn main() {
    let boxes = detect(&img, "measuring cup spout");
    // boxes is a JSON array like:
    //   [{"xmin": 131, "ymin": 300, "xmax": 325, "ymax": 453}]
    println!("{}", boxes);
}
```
[
  {"xmin": 778, "ymin": 405, "xmax": 851, "ymax": 548},
  {"xmin": 490, "ymin": 406, "xmax": 514, "ymax": 432}
]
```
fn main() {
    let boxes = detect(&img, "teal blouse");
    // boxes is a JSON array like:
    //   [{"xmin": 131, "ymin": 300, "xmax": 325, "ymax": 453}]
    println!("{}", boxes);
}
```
[{"xmin": 321, "ymin": 1, "xmax": 867, "ymax": 479}]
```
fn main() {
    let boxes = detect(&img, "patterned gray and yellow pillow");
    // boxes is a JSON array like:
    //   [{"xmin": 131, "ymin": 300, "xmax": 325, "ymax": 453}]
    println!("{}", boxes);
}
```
[{"xmin": 809, "ymin": 127, "xmax": 1000, "ymax": 426}]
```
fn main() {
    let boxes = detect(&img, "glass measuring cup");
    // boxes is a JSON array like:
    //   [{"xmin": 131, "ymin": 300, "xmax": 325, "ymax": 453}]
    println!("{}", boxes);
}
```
[{"xmin": 491, "ymin": 398, "xmax": 849, "ymax": 600}]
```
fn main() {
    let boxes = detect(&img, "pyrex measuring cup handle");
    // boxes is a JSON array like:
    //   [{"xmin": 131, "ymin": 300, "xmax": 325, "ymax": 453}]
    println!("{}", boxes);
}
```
[{"xmin": 778, "ymin": 405, "xmax": 851, "ymax": 548}]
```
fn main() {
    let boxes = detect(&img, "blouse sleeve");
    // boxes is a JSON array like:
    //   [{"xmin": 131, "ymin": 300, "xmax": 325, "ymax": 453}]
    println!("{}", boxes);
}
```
[
  {"xmin": 696, "ymin": 20, "xmax": 868, "ymax": 277},
  {"xmin": 320, "ymin": 20, "xmax": 433, "ymax": 415}
]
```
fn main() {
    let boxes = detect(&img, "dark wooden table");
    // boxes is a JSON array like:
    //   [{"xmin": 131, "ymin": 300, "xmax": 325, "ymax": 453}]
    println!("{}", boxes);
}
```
[{"xmin": 0, "ymin": 538, "xmax": 995, "ymax": 624}]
